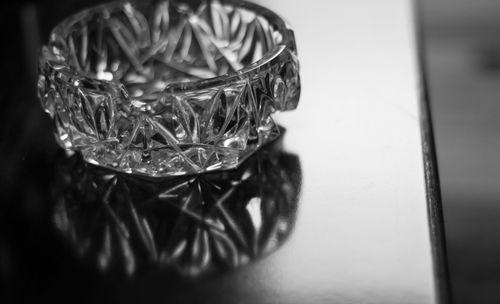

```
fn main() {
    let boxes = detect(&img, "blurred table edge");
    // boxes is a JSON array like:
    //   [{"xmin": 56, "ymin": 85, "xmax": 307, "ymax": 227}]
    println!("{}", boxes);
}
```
[{"xmin": 416, "ymin": 1, "xmax": 451, "ymax": 303}]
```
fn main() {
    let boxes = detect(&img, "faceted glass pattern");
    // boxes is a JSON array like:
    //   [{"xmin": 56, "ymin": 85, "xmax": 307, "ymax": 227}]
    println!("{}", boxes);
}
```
[
  {"xmin": 37, "ymin": 0, "xmax": 300, "ymax": 177},
  {"xmin": 52, "ymin": 138, "xmax": 301, "ymax": 276}
]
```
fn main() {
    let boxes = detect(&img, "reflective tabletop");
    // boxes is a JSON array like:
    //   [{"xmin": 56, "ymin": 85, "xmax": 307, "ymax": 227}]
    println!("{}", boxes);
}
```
[{"xmin": 0, "ymin": 0, "xmax": 447, "ymax": 303}]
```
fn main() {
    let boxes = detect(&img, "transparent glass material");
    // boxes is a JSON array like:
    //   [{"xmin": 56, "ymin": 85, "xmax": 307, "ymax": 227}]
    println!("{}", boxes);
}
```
[
  {"xmin": 37, "ymin": 0, "xmax": 300, "ymax": 177},
  {"xmin": 52, "ymin": 137, "xmax": 301, "ymax": 276}
]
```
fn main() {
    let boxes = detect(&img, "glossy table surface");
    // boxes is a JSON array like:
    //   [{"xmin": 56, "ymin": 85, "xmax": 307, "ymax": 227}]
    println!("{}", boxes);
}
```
[{"xmin": 0, "ymin": 0, "xmax": 447, "ymax": 303}]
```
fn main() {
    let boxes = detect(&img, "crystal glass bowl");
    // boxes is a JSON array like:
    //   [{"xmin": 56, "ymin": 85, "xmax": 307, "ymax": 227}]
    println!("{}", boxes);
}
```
[{"xmin": 38, "ymin": 0, "xmax": 300, "ymax": 177}]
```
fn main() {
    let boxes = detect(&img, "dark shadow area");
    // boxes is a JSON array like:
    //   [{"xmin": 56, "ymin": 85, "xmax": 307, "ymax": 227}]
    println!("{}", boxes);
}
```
[{"xmin": 1, "ymin": 133, "xmax": 301, "ymax": 304}]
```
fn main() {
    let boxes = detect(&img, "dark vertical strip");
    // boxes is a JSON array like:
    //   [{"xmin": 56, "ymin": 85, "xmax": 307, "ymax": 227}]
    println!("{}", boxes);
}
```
[
  {"xmin": 20, "ymin": 3, "xmax": 41, "ymax": 87},
  {"xmin": 413, "ymin": 1, "xmax": 452, "ymax": 303}
]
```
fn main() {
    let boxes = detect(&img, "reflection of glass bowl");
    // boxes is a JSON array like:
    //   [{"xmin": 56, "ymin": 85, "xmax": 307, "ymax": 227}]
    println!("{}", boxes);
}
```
[{"xmin": 51, "ymin": 135, "xmax": 301, "ymax": 277}]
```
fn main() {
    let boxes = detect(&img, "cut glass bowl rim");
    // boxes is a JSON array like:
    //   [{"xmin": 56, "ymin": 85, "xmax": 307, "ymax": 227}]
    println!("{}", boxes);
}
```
[{"xmin": 43, "ymin": 0, "xmax": 297, "ymax": 95}]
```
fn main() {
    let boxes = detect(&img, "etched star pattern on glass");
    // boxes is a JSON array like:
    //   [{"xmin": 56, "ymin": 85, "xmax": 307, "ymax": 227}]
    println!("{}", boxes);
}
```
[
  {"xmin": 38, "ymin": 0, "xmax": 300, "ymax": 177},
  {"xmin": 52, "ymin": 138, "xmax": 301, "ymax": 276}
]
